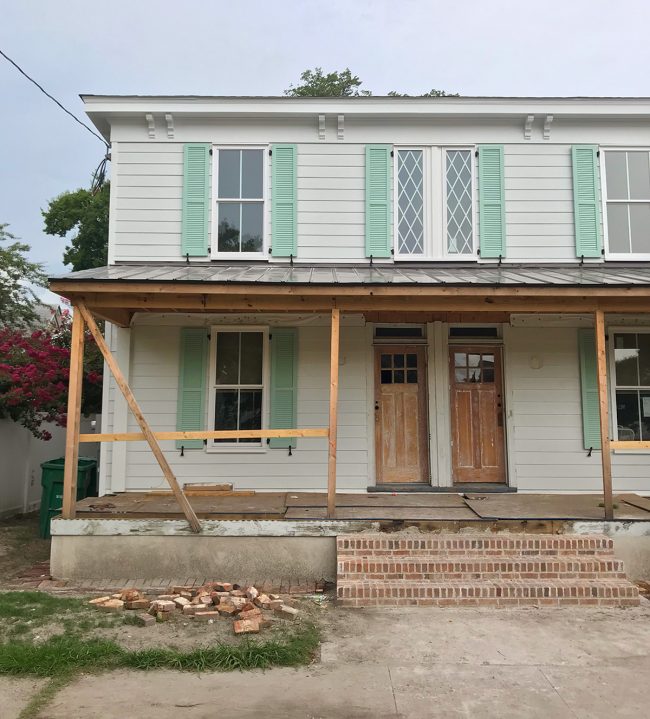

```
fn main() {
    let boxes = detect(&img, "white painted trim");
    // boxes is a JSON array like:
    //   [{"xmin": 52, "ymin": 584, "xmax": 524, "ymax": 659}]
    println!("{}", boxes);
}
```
[
  {"xmin": 98, "ymin": 323, "xmax": 113, "ymax": 495},
  {"xmin": 364, "ymin": 323, "xmax": 376, "ymax": 486},
  {"xmin": 211, "ymin": 145, "xmax": 269, "ymax": 260},
  {"xmin": 433, "ymin": 321, "xmax": 452, "ymax": 487},
  {"xmin": 206, "ymin": 325, "xmax": 269, "ymax": 453},
  {"xmin": 110, "ymin": 326, "xmax": 131, "ymax": 493},
  {"xmin": 106, "ymin": 141, "xmax": 119, "ymax": 266},
  {"xmin": 426, "ymin": 323, "xmax": 438, "ymax": 486},
  {"xmin": 502, "ymin": 324, "xmax": 518, "ymax": 488}
]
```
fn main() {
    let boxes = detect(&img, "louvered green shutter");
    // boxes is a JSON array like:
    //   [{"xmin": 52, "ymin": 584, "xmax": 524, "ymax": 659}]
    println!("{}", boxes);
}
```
[
  {"xmin": 478, "ymin": 145, "xmax": 506, "ymax": 258},
  {"xmin": 572, "ymin": 145, "xmax": 601, "ymax": 258},
  {"xmin": 176, "ymin": 328, "xmax": 208, "ymax": 449},
  {"xmin": 181, "ymin": 144, "xmax": 211, "ymax": 257},
  {"xmin": 269, "ymin": 328, "xmax": 298, "ymax": 449},
  {"xmin": 578, "ymin": 328, "xmax": 601, "ymax": 450},
  {"xmin": 271, "ymin": 144, "xmax": 297, "ymax": 257},
  {"xmin": 365, "ymin": 145, "xmax": 392, "ymax": 258}
]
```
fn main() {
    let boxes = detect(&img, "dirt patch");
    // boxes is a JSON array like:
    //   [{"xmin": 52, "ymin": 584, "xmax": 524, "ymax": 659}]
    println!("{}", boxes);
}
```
[{"xmin": 0, "ymin": 514, "xmax": 50, "ymax": 583}]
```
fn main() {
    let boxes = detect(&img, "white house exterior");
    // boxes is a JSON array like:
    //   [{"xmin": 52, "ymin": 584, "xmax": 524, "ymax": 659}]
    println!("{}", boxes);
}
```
[{"xmin": 51, "ymin": 96, "xmax": 650, "ymax": 501}]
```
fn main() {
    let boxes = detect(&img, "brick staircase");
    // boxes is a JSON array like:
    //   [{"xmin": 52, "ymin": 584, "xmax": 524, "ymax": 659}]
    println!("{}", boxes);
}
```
[{"xmin": 336, "ymin": 534, "xmax": 640, "ymax": 608}]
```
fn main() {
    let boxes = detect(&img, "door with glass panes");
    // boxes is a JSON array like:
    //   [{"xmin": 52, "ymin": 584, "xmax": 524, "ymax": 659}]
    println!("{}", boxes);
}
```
[
  {"xmin": 449, "ymin": 346, "xmax": 506, "ymax": 483},
  {"xmin": 374, "ymin": 346, "xmax": 429, "ymax": 483}
]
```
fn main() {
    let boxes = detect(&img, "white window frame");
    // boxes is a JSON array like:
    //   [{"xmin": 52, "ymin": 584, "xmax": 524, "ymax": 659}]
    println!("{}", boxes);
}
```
[
  {"xmin": 393, "ymin": 146, "xmax": 432, "ymax": 259},
  {"xmin": 442, "ymin": 146, "xmax": 478, "ymax": 260},
  {"xmin": 607, "ymin": 327, "xmax": 650, "ymax": 447},
  {"xmin": 211, "ymin": 145, "xmax": 269, "ymax": 260},
  {"xmin": 206, "ymin": 325, "xmax": 269, "ymax": 454},
  {"xmin": 601, "ymin": 147, "xmax": 650, "ymax": 261}
]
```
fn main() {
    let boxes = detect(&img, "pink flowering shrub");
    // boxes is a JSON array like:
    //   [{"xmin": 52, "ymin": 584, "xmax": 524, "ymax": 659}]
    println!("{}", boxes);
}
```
[{"xmin": 0, "ymin": 311, "xmax": 103, "ymax": 440}]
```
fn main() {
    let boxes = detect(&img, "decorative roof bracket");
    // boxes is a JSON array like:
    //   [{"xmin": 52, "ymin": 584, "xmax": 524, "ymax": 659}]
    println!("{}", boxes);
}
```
[
  {"xmin": 544, "ymin": 114, "xmax": 554, "ymax": 140},
  {"xmin": 165, "ymin": 113, "xmax": 174, "ymax": 139},
  {"xmin": 524, "ymin": 114, "xmax": 534, "ymax": 140},
  {"xmin": 145, "ymin": 113, "xmax": 156, "ymax": 139}
]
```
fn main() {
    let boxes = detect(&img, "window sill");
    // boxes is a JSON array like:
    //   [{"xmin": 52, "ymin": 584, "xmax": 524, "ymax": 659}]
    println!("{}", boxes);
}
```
[
  {"xmin": 211, "ymin": 252, "xmax": 268, "ymax": 261},
  {"xmin": 605, "ymin": 254, "xmax": 650, "ymax": 261},
  {"xmin": 613, "ymin": 449, "xmax": 650, "ymax": 455},
  {"xmin": 205, "ymin": 444, "xmax": 266, "ymax": 454}
]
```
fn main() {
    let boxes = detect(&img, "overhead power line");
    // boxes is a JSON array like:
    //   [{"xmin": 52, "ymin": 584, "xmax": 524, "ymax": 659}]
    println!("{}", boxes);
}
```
[{"xmin": 0, "ymin": 48, "xmax": 109, "ymax": 149}]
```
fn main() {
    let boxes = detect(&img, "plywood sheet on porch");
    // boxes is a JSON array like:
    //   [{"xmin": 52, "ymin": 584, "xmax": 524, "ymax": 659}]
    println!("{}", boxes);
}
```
[
  {"xmin": 285, "ymin": 492, "xmax": 467, "ymax": 508},
  {"xmin": 285, "ymin": 506, "xmax": 479, "ymax": 520},
  {"xmin": 464, "ymin": 494, "xmax": 650, "ymax": 520}
]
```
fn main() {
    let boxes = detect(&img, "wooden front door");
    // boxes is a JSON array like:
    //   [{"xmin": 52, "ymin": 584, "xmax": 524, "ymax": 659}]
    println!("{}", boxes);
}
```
[
  {"xmin": 450, "ymin": 346, "xmax": 506, "ymax": 484},
  {"xmin": 375, "ymin": 346, "xmax": 429, "ymax": 483}
]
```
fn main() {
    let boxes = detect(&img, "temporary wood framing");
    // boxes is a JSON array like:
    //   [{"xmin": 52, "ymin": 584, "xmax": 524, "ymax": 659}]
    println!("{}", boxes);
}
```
[
  {"xmin": 78, "ymin": 428, "xmax": 329, "ymax": 443},
  {"xmin": 327, "ymin": 308, "xmax": 340, "ymax": 518},
  {"xmin": 61, "ymin": 309, "xmax": 85, "ymax": 519},
  {"xmin": 77, "ymin": 303, "xmax": 201, "ymax": 533},
  {"xmin": 595, "ymin": 309, "xmax": 614, "ymax": 521}
]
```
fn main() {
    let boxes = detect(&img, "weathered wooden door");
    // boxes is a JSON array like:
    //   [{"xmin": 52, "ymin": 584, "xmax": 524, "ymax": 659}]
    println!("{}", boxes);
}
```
[
  {"xmin": 449, "ymin": 346, "xmax": 506, "ymax": 484},
  {"xmin": 375, "ymin": 346, "xmax": 429, "ymax": 483}
]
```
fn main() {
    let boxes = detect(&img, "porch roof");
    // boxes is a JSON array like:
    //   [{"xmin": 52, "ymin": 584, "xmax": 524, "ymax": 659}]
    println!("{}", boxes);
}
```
[{"xmin": 50, "ymin": 262, "xmax": 650, "ymax": 288}]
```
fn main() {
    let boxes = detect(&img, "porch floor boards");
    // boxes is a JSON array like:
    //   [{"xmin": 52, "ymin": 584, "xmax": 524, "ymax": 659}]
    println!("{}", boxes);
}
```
[{"xmin": 72, "ymin": 491, "xmax": 650, "ymax": 522}]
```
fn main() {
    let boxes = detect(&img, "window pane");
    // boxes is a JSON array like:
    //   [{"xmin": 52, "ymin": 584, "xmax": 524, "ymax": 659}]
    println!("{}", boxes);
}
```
[
  {"xmin": 616, "ymin": 390, "xmax": 640, "ymax": 440},
  {"xmin": 468, "ymin": 354, "xmax": 480, "ymax": 367},
  {"xmin": 614, "ymin": 340, "xmax": 639, "ymax": 386},
  {"xmin": 641, "ymin": 391, "xmax": 650, "ymax": 440},
  {"xmin": 638, "ymin": 334, "xmax": 650, "ymax": 386},
  {"xmin": 381, "ymin": 370, "xmax": 392, "ymax": 384},
  {"xmin": 482, "ymin": 368, "xmax": 495, "ymax": 383},
  {"xmin": 455, "ymin": 369, "xmax": 467, "ymax": 383},
  {"xmin": 241, "ymin": 150, "xmax": 263, "ymax": 199},
  {"xmin": 605, "ymin": 152, "xmax": 628, "ymax": 200},
  {"xmin": 216, "ymin": 332, "xmax": 240, "ymax": 384},
  {"xmin": 394, "ymin": 370, "xmax": 404, "ymax": 383},
  {"xmin": 607, "ymin": 204, "xmax": 630, "ymax": 253},
  {"xmin": 454, "ymin": 352, "xmax": 466, "ymax": 367},
  {"xmin": 629, "ymin": 204, "xmax": 650, "ymax": 253},
  {"xmin": 627, "ymin": 152, "xmax": 650, "ymax": 200},
  {"xmin": 218, "ymin": 150, "xmax": 240, "ymax": 198},
  {"xmin": 406, "ymin": 354, "xmax": 417, "ymax": 368},
  {"xmin": 241, "ymin": 202, "xmax": 263, "ymax": 252},
  {"xmin": 381, "ymin": 354, "xmax": 391, "ymax": 369},
  {"xmin": 446, "ymin": 150, "xmax": 473, "ymax": 254},
  {"xmin": 238, "ymin": 389, "xmax": 263, "ymax": 442},
  {"xmin": 394, "ymin": 354, "xmax": 405, "ymax": 368},
  {"xmin": 218, "ymin": 203, "xmax": 241, "ymax": 252},
  {"xmin": 407, "ymin": 369, "xmax": 418, "ymax": 383},
  {"xmin": 240, "ymin": 332, "xmax": 263, "ymax": 384},
  {"xmin": 215, "ymin": 389, "xmax": 238, "ymax": 431},
  {"xmin": 397, "ymin": 150, "xmax": 424, "ymax": 254}
]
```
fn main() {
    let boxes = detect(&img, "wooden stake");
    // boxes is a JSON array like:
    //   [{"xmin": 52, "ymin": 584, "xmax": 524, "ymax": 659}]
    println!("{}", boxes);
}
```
[
  {"xmin": 595, "ymin": 310, "xmax": 614, "ymax": 521},
  {"xmin": 62, "ymin": 308, "xmax": 85, "ymax": 519},
  {"xmin": 327, "ymin": 308, "xmax": 340, "ymax": 518},
  {"xmin": 77, "ymin": 303, "xmax": 201, "ymax": 533}
]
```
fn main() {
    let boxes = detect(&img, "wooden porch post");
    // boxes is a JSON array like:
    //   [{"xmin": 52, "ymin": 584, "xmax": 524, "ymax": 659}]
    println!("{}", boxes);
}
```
[
  {"xmin": 77, "ymin": 303, "xmax": 202, "ymax": 533},
  {"xmin": 62, "ymin": 307, "xmax": 85, "ymax": 519},
  {"xmin": 327, "ymin": 308, "xmax": 340, "ymax": 518},
  {"xmin": 595, "ymin": 309, "xmax": 614, "ymax": 521}
]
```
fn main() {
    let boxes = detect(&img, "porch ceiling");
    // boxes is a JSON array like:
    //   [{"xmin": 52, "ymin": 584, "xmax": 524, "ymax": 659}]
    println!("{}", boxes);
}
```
[{"xmin": 49, "ymin": 263, "xmax": 650, "ymax": 327}]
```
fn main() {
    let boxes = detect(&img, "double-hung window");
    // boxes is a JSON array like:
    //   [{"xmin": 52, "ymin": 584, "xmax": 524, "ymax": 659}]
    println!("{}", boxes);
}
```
[
  {"xmin": 612, "ymin": 331, "xmax": 650, "ymax": 441},
  {"xmin": 445, "ymin": 149, "xmax": 475, "ymax": 256},
  {"xmin": 209, "ymin": 329, "xmax": 267, "ymax": 450},
  {"xmin": 215, "ymin": 148, "xmax": 265, "ymax": 257},
  {"xmin": 604, "ymin": 150, "xmax": 650, "ymax": 256}
]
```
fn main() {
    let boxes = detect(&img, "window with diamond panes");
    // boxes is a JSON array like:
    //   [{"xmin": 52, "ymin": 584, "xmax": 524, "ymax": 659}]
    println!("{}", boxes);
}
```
[
  {"xmin": 397, "ymin": 150, "xmax": 424, "ymax": 255},
  {"xmin": 380, "ymin": 352, "xmax": 418, "ymax": 384},
  {"xmin": 446, "ymin": 150, "xmax": 474, "ymax": 255}
]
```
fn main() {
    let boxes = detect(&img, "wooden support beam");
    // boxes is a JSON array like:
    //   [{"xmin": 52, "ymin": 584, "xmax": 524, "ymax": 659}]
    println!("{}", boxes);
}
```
[
  {"xmin": 77, "ymin": 302, "xmax": 202, "ymax": 533},
  {"xmin": 79, "ymin": 428, "xmax": 330, "ymax": 443},
  {"xmin": 611, "ymin": 440, "xmax": 650, "ymax": 450},
  {"xmin": 61, "ymin": 308, "xmax": 85, "ymax": 519},
  {"xmin": 327, "ymin": 308, "xmax": 340, "ymax": 518},
  {"xmin": 595, "ymin": 309, "xmax": 614, "ymax": 521}
]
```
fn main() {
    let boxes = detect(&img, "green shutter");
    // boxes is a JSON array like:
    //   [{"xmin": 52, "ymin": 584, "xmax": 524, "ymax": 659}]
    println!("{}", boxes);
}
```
[
  {"xmin": 478, "ymin": 145, "xmax": 506, "ymax": 258},
  {"xmin": 271, "ymin": 144, "xmax": 297, "ymax": 257},
  {"xmin": 578, "ymin": 328, "xmax": 601, "ymax": 450},
  {"xmin": 176, "ymin": 328, "xmax": 208, "ymax": 449},
  {"xmin": 365, "ymin": 144, "xmax": 392, "ymax": 258},
  {"xmin": 181, "ymin": 143, "xmax": 210, "ymax": 257},
  {"xmin": 572, "ymin": 145, "xmax": 601, "ymax": 258},
  {"xmin": 269, "ymin": 328, "xmax": 298, "ymax": 449}
]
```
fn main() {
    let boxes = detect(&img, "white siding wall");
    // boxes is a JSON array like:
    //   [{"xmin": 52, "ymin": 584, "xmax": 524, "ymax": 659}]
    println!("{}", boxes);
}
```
[
  {"xmin": 120, "ymin": 322, "xmax": 369, "ymax": 492},
  {"xmin": 507, "ymin": 326, "xmax": 650, "ymax": 493}
]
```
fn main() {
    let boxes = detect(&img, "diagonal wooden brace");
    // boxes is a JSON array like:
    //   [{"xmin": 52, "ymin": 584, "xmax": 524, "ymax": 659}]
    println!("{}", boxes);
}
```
[{"xmin": 77, "ymin": 302, "xmax": 201, "ymax": 533}]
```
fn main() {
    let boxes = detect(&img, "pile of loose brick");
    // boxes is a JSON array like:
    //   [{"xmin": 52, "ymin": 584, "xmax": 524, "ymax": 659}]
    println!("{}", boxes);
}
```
[{"xmin": 88, "ymin": 582, "xmax": 301, "ymax": 634}]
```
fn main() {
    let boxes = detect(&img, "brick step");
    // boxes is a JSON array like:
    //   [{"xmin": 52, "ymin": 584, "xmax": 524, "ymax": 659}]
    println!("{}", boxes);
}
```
[
  {"xmin": 337, "ymin": 578, "xmax": 640, "ymax": 608},
  {"xmin": 338, "ymin": 555, "xmax": 627, "ymax": 581},
  {"xmin": 337, "ymin": 534, "xmax": 614, "ymax": 558}
]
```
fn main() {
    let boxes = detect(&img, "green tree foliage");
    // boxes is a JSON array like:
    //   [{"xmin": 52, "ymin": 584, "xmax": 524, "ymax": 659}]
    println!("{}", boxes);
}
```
[
  {"xmin": 387, "ymin": 89, "xmax": 459, "ymax": 97},
  {"xmin": 42, "ymin": 184, "xmax": 110, "ymax": 271},
  {"xmin": 284, "ymin": 68, "xmax": 371, "ymax": 97},
  {"xmin": 0, "ymin": 224, "xmax": 47, "ymax": 329}
]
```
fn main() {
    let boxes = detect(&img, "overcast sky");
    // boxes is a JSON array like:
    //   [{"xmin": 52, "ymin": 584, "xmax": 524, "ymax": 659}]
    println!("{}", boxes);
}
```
[{"xmin": 2, "ymin": 0, "xmax": 650, "ymax": 294}]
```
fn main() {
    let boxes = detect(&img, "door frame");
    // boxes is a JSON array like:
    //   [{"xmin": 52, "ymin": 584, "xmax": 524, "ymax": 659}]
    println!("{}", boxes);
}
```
[
  {"xmin": 374, "ymin": 344, "xmax": 431, "ymax": 484},
  {"xmin": 448, "ymin": 343, "xmax": 508, "ymax": 485}
]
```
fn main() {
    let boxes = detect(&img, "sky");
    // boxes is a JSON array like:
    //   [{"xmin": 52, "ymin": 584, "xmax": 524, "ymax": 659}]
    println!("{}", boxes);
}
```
[{"xmin": 2, "ymin": 0, "xmax": 650, "ymax": 302}]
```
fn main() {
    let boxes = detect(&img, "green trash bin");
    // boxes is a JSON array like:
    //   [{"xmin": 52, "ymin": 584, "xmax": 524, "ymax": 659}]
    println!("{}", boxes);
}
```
[{"xmin": 39, "ymin": 457, "xmax": 98, "ymax": 539}]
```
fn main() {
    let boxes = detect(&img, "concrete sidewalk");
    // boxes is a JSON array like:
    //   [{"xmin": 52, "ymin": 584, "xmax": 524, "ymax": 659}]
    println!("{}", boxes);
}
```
[{"xmin": 32, "ymin": 604, "xmax": 650, "ymax": 718}]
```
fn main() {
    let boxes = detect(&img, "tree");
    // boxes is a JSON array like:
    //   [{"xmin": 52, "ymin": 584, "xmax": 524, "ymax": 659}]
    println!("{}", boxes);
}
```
[
  {"xmin": 284, "ymin": 68, "xmax": 371, "ymax": 97},
  {"xmin": 0, "ymin": 311, "xmax": 103, "ymax": 440},
  {"xmin": 0, "ymin": 224, "xmax": 47, "ymax": 329},
  {"xmin": 42, "ymin": 183, "xmax": 110, "ymax": 271},
  {"xmin": 284, "ymin": 68, "xmax": 457, "ymax": 98}
]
